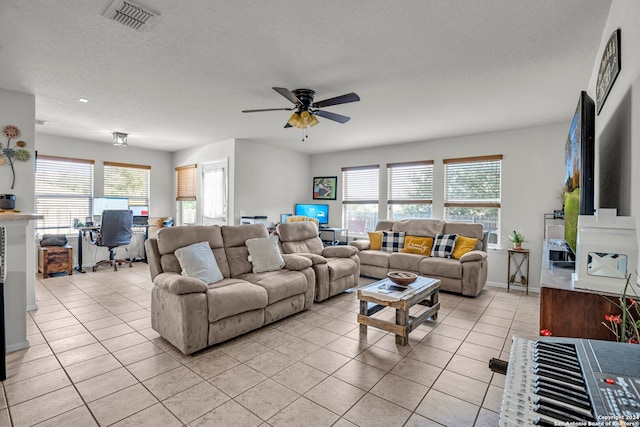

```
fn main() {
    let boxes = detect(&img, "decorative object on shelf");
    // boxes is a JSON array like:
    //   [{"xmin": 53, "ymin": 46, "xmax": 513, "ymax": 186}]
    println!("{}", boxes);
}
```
[
  {"xmin": 313, "ymin": 176, "xmax": 337, "ymax": 200},
  {"xmin": 0, "ymin": 125, "xmax": 31, "ymax": 190},
  {"xmin": 387, "ymin": 271, "xmax": 418, "ymax": 286},
  {"xmin": 596, "ymin": 28, "xmax": 621, "ymax": 115},
  {"xmin": 112, "ymin": 132, "xmax": 128, "ymax": 147},
  {"xmin": 602, "ymin": 274, "xmax": 639, "ymax": 344},
  {"xmin": 508, "ymin": 230, "xmax": 525, "ymax": 250}
]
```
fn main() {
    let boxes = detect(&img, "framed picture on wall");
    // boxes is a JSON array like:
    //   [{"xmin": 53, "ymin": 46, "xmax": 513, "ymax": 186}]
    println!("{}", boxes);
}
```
[{"xmin": 313, "ymin": 176, "xmax": 337, "ymax": 200}]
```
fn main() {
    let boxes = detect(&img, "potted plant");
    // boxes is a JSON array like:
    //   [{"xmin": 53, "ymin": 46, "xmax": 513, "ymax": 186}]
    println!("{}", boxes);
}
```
[{"xmin": 508, "ymin": 230, "xmax": 525, "ymax": 250}]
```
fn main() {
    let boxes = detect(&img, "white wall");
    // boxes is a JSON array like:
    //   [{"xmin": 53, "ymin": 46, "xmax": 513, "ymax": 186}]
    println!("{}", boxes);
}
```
[
  {"xmin": 234, "ymin": 140, "xmax": 311, "ymax": 225},
  {"xmin": 311, "ymin": 123, "xmax": 570, "ymax": 290},
  {"xmin": 586, "ymin": 0, "xmax": 640, "ymax": 274}
]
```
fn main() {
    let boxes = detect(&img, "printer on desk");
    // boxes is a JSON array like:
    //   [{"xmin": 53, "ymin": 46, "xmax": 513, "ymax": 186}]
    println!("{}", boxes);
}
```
[{"xmin": 241, "ymin": 216, "xmax": 270, "ymax": 227}]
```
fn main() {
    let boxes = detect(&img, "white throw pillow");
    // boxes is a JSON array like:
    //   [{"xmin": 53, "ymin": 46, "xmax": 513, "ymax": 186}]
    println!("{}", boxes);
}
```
[
  {"xmin": 174, "ymin": 241, "xmax": 224, "ymax": 283},
  {"xmin": 245, "ymin": 235, "xmax": 285, "ymax": 273}
]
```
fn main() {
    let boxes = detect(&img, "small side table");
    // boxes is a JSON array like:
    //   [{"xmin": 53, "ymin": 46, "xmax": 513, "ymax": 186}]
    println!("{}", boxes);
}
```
[
  {"xmin": 38, "ymin": 245, "xmax": 73, "ymax": 279},
  {"xmin": 507, "ymin": 248, "xmax": 530, "ymax": 294}
]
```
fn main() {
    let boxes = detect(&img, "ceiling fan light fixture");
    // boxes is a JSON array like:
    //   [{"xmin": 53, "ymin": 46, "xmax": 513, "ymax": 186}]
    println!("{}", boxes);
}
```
[
  {"xmin": 308, "ymin": 113, "xmax": 319, "ymax": 127},
  {"xmin": 288, "ymin": 112, "xmax": 302, "ymax": 128}
]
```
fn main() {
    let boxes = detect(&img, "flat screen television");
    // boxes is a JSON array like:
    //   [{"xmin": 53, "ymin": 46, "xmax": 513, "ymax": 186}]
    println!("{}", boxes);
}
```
[
  {"xmin": 93, "ymin": 197, "xmax": 129, "ymax": 217},
  {"xmin": 564, "ymin": 91, "xmax": 595, "ymax": 252},
  {"xmin": 295, "ymin": 203, "xmax": 329, "ymax": 225}
]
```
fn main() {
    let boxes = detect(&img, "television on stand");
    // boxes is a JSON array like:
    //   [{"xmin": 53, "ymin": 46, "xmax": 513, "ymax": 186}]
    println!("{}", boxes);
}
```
[
  {"xmin": 563, "ymin": 91, "xmax": 595, "ymax": 254},
  {"xmin": 294, "ymin": 203, "xmax": 329, "ymax": 225}
]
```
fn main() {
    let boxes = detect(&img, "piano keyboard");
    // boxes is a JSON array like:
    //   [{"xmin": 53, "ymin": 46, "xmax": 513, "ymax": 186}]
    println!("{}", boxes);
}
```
[{"xmin": 499, "ymin": 337, "xmax": 640, "ymax": 426}]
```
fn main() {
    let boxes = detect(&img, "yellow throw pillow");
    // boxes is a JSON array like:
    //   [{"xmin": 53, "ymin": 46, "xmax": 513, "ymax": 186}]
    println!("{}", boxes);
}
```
[
  {"xmin": 452, "ymin": 235, "xmax": 479, "ymax": 259},
  {"xmin": 368, "ymin": 231, "xmax": 383, "ymax": 250},
  {"xmin": 402, "ymin": 236, "xmax": 433, "ymax": 256}
]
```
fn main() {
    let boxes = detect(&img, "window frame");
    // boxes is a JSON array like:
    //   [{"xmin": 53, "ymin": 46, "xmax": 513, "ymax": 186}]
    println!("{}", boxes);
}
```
[
  {"xmin": 103, "ymin": 161, "xmax": 151, "ymax": 209},
  {"xmin": 443, "ymin": 154, "xmax": 502, "ymax": 248},
  {"xmin": 35, "ymin": 154, "xmax": 94, "ymax": 234},
  {"xmin": 341, "ymin": 165, "xmax": 379, "ymax": 234},
  {"xmin": 387, "ymin": 160, "xmax": 434, "ymax": 220}
]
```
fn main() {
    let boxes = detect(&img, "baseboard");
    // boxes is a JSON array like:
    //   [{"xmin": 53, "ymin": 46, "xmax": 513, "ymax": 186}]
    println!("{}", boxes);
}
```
[
  {"xmin": 486, "ymin": 280, "xmax": 540, "ymax": 294},
  {"xmin": 7, "ymin": 340, "xmax": 29, "ymax": 353}
]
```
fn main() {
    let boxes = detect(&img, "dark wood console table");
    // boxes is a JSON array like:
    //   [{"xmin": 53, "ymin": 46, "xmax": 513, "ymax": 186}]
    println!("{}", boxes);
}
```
[{"xmin": 540, "ymin": 265, "xmax": 621, "ymax": 341}]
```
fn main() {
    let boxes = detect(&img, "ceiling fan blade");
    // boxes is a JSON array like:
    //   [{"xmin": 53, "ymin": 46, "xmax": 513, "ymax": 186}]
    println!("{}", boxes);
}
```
[
  {"xmin": 242, "ymin": 108, "xmax": 293, "ymax": 113},
  {"xmin": 313, "ymin": 92, "xmax": 360, "ymax": 108},
  {"xmin": 284, "ymin": 123, "xmax": 292, "ymax": 128},
  {"xmin": 313, "ymin": 110, "xmax": 351, "ymax": 124},
  {"xmin": 273, "ymin": 87, "xmax": 301, "ymax": 105}
]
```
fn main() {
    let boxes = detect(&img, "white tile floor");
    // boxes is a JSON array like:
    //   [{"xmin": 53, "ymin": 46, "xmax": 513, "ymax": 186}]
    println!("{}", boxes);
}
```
[{"xmin": 1, "ymin": 263, "xmax": 540, "ymax": 426}]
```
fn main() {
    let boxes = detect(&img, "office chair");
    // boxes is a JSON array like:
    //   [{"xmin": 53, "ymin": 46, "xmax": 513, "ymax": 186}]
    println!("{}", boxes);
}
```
[{"xmin": 92, "ymin": 209, "xmax": 133, "ymax": 271}]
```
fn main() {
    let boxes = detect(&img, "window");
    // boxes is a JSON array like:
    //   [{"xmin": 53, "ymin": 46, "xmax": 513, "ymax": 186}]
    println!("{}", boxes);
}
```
[
  {"xmin": 387, "ymin": 160, "xmax": 433, "ymax": 220},
  {"xmin": 202, "ymin": 159, "xmax": 228, "ymax": 224},
  {"xmin": 104, "ymin": 161, "xmax": 150, "ymax": 208},
  {"xmin": 444, "ymin": 155, "xmax": 502, "ymax": 246},
  {"xmin": 342, "ymin": 165, "xmax": 379, "ymax": 234},
  {"xmin": 176, "ymin": 164, "xmax": 197, "ymax": 225},
  {"xmin": 35, "ymin": 155, "xmax": 94, "ymax": 234}
]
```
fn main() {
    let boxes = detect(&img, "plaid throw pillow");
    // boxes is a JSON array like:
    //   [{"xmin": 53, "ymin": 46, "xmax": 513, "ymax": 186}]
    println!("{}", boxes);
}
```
[
  {"xmin": 381, "ymin": 231, "xmax": 406, "ymax": 252},
  {"xmin": 431, "ymin": 234, "xmax": 458, "ymax": 258}
]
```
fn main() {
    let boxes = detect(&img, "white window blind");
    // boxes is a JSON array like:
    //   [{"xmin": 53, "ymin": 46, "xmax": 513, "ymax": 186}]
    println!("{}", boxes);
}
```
[
  {"xmin": 104, "ymin": 161, "xmax": 150, "ymax": 207},
  {"xmin": 444, "ymin": 155, "xmax": 502, "ymax": 207},
  {"xmin": 35, "ymin": 155, "xmax": 94, "ymax": 232},
  {"xmin": 387, "ymin": 161, "xmax": 433, "ymax": 204},
  {"xmin": 175, "ymin": 164, "xmax": 196, "ymax": 201},
  {"xmin": 341, "ymin": 165, "xmax": 379, "ymax": 204}
]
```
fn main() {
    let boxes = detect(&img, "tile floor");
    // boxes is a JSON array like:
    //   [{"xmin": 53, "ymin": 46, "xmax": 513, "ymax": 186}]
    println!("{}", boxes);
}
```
[{"xmin": 1, "ymin": 263, "xmax": 540, "ymax": 426}]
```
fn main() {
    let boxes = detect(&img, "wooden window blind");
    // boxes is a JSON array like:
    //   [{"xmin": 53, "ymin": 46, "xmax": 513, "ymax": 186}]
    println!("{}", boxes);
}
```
[{"xmin": 176, "ymin": 164, "xmax": 197, "ymax": 201}]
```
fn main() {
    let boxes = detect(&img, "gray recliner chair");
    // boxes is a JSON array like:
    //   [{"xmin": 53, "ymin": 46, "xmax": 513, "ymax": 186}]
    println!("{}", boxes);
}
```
[{"xmin": 276, "ymin": 221, "xmax": 360, "ymax": 301}]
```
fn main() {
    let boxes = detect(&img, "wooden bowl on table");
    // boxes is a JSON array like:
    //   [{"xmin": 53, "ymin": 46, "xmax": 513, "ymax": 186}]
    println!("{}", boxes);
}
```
[{"xmin": 387, "ymin": 271, "xmax": 418, "ymax": 286}]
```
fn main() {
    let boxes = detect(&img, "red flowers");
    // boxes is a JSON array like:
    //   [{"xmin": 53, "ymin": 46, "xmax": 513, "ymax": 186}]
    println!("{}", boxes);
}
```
[
  {"xmin": 540, "ymin": 329, "xmax": 552, "ymax": 336},
  {"xmin": 605, "ymin": 314, "xmax": 623, "ymax": 324}
]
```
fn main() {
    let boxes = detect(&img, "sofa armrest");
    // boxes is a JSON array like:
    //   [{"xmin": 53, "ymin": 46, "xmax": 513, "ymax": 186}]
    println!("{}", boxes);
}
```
[
  {"xmin": 154, "ymin": 272, "xmax": 208, "ymax": 295},
  {"xmin": 459, "ymin": 250, "xmax": 487, "ymax": 263},
  {"xmin": 322, "ymin": 245, "xmax": 358, "ymax": 258},
  {"xmin": 282, "ymin": 254, "xmax": 313, "ymax": 271},
  {"xmin": 350, "ymin": 240, "xmax": 370, "ymax": 251},
  {"xmin": 290, "ymin": 253, "xmax": 328, "ymax": 265}
]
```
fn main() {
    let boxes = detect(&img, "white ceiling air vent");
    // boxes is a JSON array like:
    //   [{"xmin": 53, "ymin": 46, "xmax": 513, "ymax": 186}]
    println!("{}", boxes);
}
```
[{"xmin": 102, "ymin": 0, "xmax": 160, "ymax": 32}]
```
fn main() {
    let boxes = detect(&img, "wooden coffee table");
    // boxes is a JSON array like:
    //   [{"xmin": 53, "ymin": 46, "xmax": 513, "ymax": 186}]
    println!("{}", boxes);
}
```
[{"xmin": 357, "ymin": 276, "xmax": 440, "ymax": 345}]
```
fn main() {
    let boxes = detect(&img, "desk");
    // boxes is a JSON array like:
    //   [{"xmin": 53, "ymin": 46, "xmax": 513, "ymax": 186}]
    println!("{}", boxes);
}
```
[
  {"xmin": 75, "ymin": 226, "xmax": 99, "ymax": 273},
  {"xmin": 319, "ymin": 227, "xmax": 348, "ymax": 246},
  {"xmin": 75, "ymin": 225, "xmax": 149, "ymax": 273}
]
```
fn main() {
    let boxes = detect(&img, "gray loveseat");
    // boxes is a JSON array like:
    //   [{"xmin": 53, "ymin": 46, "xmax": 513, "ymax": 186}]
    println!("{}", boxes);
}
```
[
  {"xmin": 350, "ymin": 219, "xmax": 488, "ymax": 296},
  {"xmin": 145, "ymin": 224, "xmax": 315, "ymax": 354}
]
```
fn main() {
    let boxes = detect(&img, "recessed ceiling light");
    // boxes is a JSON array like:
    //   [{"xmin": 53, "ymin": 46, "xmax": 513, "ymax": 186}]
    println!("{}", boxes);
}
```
[{"xmin": 78, "ymin": 98, "xmax": 89, "ymax": 103}]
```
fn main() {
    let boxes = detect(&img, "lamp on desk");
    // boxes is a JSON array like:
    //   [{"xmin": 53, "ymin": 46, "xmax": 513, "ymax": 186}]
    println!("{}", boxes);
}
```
[{"xmin": 112, "ymin": 132, "xmax": 128, "ymax": 147}]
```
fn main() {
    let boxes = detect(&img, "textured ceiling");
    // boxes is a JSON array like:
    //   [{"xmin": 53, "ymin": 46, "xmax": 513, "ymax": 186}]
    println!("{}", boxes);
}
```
[{"xmin": 0, "ymin": 0, "xmax": 612, "ymax": 154}]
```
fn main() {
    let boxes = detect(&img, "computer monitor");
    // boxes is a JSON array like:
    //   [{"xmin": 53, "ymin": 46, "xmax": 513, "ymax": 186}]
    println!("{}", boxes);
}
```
[
  {"xmin": 130, "ymin": 206, "xmax": 149, "ymax": 216},
  {"xmin": 294, "ymin": 203, "xmax": 329, "ymax": 225},
  {"xmin": 93, "ymin": 197, "xmax": 129, "ymax": 216}
]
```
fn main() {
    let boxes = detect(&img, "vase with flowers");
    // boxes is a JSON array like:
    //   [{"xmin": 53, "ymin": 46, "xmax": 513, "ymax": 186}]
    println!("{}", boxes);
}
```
[
  {"xmin": 602, "ymin": 274, "xmax": 640, "ymax": 344},
  {"xmin": 0, "ymin": 124, "xmax": 31, "ymax": 190},
  {"xmin": 508, "ymin": 230, "xmax": 525, "ymax": 250}
]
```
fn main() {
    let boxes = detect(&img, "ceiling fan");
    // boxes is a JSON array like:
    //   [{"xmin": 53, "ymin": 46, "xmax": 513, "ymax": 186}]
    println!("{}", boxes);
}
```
[{"xmin": 242, "ymin": 87, "xmax": 360, "ymax": 129}]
